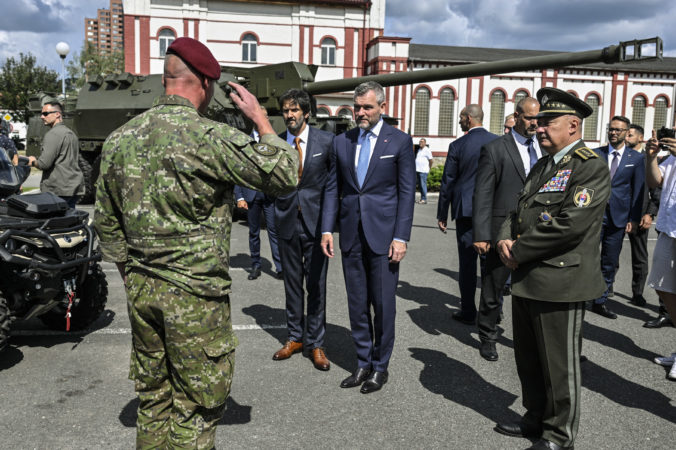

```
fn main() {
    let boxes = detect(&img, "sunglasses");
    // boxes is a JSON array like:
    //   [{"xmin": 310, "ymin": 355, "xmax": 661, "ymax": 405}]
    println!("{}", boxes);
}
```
[{"xmin": 41, "ymin": 111, "xmax": 59, "ymax": 116}]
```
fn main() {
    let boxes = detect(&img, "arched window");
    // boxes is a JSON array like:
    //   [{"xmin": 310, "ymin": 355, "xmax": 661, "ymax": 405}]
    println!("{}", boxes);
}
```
[
  {"xmin": 438, "ymin": 88, "xmax": 455, "ymax": 136},
  {"xmin": 158, "ymin": 29, "xmax": 175, "ymax": 57},
  {"xmin": 414, "ymin": 87, "xmax": 430, "ymax": 135},
  {"xmin": 316, "ymin": 106, "xmax": 330, "ymax": 117},
  {"xmin": 489, "ymin": 90, "xmax": 505, "ymax": 134},
  {"xmin": 242, "ymin": 33, "xmax": 257, "ymax": 63},
  {"xmin": 632, "ymin": 96, "xmax": 646, "ymax": 129},
  {"xmin": 583, "ymin": 94, "xmax": 599, "ymax": 141},
  {"xmin": 321, "ymin": 38, "xmax": 336, "ymax": 66},
  {"xmin": 514, "ymin": 90, "xmax": 528, "ymax": 105},
  {"xmin": 654, "ymin": 96, "xmax": 668, "ymax": 131},
  {"xmin": 337, "ymin": 107, "xmax": 353, "ymax": 119}
]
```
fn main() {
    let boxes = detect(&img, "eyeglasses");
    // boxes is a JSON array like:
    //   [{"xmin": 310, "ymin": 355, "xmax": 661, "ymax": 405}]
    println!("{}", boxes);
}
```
[
  {"xmin": 608, "ymin": 128, "xmax": 627, "ymax": 133},
  {"xmin": 41, "ymin": 111, "xmax": 58, "ymax": 116}
]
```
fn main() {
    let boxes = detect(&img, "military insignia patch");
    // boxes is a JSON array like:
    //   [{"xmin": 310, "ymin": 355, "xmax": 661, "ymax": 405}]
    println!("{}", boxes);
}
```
[
  {"xmin": 538, "ymin": 211, "xmax": 552, "ymax": 223},
  {"xmin": 574, "ymin": 186, "xmax": 594, "ymax": 207},
  {"xmin": 539, "ymin": 169, "xmax": 572, "ymax": 192},
  {"xmin": 561, "ymin": 155, "xmax": 572, "ymax": 164},
  {"xmin": 574, "ymin": 147, "xmax": 598, "ymax": 160},
  {"xmin": 253, "ymin": 143, "xmax": 279, "ymax": 157}
]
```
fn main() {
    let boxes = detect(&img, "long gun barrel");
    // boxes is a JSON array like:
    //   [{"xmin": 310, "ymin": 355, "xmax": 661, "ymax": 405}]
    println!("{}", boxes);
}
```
[{"xmin": 304, "ymin": 37, "xmax": 663, "ymax": 95}]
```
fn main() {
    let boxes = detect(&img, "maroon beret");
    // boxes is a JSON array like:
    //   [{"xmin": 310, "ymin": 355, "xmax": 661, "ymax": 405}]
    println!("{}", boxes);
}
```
[{"xmin": 166, "ymin": 37, "xmax": 221, "ymax": 80}]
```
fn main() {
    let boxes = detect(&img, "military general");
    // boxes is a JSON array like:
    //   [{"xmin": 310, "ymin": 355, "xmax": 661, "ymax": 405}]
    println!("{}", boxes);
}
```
[
  {"xmin": 495, "ymin": 88, "xmax": 611, "ymax": 450},
  {"xmin": 94, "ymin": 37, "xmax": 298, "ymax": 449}
]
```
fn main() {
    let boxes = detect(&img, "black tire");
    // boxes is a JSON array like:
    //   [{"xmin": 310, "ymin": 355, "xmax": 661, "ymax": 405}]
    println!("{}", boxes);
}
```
[
  {"xmin": 0, "ymin": 293, "xmax": 10, "ymax": 352},
  {"xmin": 78, "ymin": 154, "xmax": 96, "ymax": 204},
  {"xmin": 39, "ymin": 264, "xmax": 108, "ymax": 331}
]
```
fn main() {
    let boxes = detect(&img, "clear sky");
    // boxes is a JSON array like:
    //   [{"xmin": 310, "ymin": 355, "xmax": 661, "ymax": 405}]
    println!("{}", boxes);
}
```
[{"xmin": 1, "ymin": 0, "xmax": 674, "ymax": 74}]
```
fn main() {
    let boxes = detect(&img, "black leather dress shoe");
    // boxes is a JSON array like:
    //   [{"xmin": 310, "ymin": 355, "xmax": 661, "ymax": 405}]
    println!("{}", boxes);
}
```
[
  {"xmin": 630, "ymin": 294, "xmax": 647, "ymax": 307},
  {"xmin": 527, "ymin": 438, "xmax": 573, "ymax": 450},
  {"xmin": 591, "ymin": 303, "xmax": 617, "ymax": 319},
  {"xmin": 360, "ymin": 370, "xmax": 388, "ymax": 394},
  {"xmin": 275, "ymin": 271, "xmax": 284, "ymax": 280},
  {"xmin": 452, "ymin": 311, "xmax": 475, "ymax": 325},
  {"xmin": 479, "ymin": 341, "xmax": 498, "ymax": 361},
  {"xmin": 248, "ymin": 266, "xmax": 261, "ymax": 280},
  {"xmin": 340, "ymin": 368, "xmax": 371, "ymax": 388},
  {"xmin": 494, "ymin": 421, "xmax": 540, "ymax": 438},
  {"xmin": 643, "ymin": 314, "xmax": 673, "ymax": 328}
]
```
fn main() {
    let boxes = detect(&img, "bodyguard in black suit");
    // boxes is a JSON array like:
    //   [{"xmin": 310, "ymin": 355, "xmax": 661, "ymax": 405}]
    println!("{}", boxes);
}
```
[
  {"xmin": 472, "ymin": 97, "xmax": 541, "ymax": 361},
  {"xmin": 592, "ymin": 116, "xmax": 645, "ymax": 319},
  {"xmin": 625, "ymin": 124, "xmax": 659, "ymax": 306},
  {"xmin": 271, "ymin": 89, "xmax": 335, "ymax": 371},
  {"xmin": 437, "ymin": 105, "xmax": 498, "ymax": 323}
]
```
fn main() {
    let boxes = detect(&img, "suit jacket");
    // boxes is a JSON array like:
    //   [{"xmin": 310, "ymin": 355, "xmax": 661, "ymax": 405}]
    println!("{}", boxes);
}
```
[
  {"xmin": 473, "ymin": 133, "xmax": 529, "ymax": 245},
  {"xmin": 595, "ymin": 145, "xmax": 645, "ymax": 228},
  {"xmin": 437, "ymin": 127, "xmax": 498, "ymax": 222},
  {"xmin": 497, "ymin": 140, "xmax": 610, "ymax": 302},
  {"xmin": 276, "ymin": 127, "xmax": 335, "ymax": 239},
  {"xmin": 322, "ymin": 121, "xmax": 415, "ymax": 255}
]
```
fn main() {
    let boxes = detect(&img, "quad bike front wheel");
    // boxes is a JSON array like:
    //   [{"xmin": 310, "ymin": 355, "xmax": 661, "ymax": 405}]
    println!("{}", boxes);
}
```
[{"xmin": 39, "ymin": 264, "xmax": 108, "ymax": 331}]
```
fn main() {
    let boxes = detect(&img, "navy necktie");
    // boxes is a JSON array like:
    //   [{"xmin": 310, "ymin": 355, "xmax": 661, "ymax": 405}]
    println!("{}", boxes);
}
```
[
  {"xmin": 357, "ymin": 131, "xmax": 371, "ymax": 187},
  {"xmin": 526, "ymin": 137, "xmax": 538, "ymax": 169},
  {"xmin": 609, "ymin": 150, "xmax": 619, "ymax": 178}
]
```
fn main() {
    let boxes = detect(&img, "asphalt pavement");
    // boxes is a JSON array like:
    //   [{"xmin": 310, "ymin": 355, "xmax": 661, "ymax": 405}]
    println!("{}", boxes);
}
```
[{"xmin": 0, "ymin": 196, "xmax": 674, "ymax": 449}]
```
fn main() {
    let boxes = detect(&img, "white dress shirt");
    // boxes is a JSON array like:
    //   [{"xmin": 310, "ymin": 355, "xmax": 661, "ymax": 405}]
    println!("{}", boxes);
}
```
[
  {"xmin": 354, "ymin": 118, "xmax": 384, "ymax": 168},
  {"xmin": 286, "ymin": 124, "xmax": 310, "ymax": 171},
  {"xmin": 511, "ymin": 130, "xmax": 542, "ymax": 176}
]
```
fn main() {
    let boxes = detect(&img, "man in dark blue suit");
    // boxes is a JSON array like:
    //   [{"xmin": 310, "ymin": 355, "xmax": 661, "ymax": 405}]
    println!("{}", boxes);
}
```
[
  {"xmin": 593, "ymin": 115, "xmax": 645, "ymax": 319},
  {"xmin": 234, "ymin": 110, "xmax": 283, "ymax": 281},
  {"xmin": 321, "ymin": 81, "xmax": 415, "ymax": 393},
  {"xmin": 437, "ymin": 105, "xmax": 498, "ymax": 324},
  {"xmin": 272, "ymin": 89, "xmax": 335, "ymax": 371}
]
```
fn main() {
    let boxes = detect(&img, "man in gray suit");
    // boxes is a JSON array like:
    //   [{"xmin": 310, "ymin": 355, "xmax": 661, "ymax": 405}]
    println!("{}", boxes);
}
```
[{"xmin": 472, "ymin": 97, "xmax": 541, "ymax": 361}]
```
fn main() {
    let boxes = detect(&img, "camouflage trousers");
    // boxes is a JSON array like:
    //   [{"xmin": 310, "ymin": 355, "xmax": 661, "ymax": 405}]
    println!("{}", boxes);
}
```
[{"xmin": 126, "ymin": 271, "xmax": 238, "ymax": 449}]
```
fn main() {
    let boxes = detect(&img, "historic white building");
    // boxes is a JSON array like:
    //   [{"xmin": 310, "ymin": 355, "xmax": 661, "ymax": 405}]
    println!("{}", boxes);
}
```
[{"xmin": 121, "ymin": 0, "xmax": 676, "ymax": 155}]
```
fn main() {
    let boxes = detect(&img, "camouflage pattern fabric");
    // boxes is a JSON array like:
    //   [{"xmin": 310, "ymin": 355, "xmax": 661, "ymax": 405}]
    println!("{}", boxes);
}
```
[
  {"xmin": 127, "ymin": 272, "xmax": 235, "ymax": 449},
  {"xmin": 94, "ymin": 94, "xmax": 298, "ymax": 448}
]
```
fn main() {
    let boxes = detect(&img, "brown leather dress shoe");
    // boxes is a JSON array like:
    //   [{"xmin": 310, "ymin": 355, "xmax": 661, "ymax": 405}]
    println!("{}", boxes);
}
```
[
  {"xmin": 272, "ymin": 341, "xmax": 303, "ymax": 360},
  {"xmin": 311, "ymin": 348, "xmax": 330, "ymax": 371}
]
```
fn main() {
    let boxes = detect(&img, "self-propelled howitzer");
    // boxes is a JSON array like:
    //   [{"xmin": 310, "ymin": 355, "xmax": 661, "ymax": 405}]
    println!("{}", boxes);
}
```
[{"xmin": 25, "ymin": 37, "xmax": 662, "ymax": 203}]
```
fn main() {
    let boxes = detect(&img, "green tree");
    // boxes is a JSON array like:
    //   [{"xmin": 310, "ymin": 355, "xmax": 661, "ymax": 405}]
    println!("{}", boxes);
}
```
[
  {"xmin": 67, "ymin": 41, "xmax": 124, "ymax": 89},
  {"xmin": 0, "ymin": 53, "xmax": 60, "ymax": 123}
]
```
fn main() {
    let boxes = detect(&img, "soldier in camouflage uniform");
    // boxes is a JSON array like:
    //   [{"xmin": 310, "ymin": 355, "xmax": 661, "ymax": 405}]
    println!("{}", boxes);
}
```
[{"xmin": 94, "ymin": 37, "xmax": 298, "ymax": 449}]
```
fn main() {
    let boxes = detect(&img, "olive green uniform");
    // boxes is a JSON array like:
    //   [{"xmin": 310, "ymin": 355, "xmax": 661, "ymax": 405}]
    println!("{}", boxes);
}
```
[
  {"xmin": 94, "ymin": 95, "xmax": 298, "ymax": 449},
  {"xmin": 497, "ymin": 139, "xmax": 610, "ymax": 447}
]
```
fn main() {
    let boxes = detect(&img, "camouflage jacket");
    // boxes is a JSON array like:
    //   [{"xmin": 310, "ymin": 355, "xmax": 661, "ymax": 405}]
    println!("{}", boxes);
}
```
[{"xmin": 94, "ymin": 95, "xmax": 298, "ymax": 297}]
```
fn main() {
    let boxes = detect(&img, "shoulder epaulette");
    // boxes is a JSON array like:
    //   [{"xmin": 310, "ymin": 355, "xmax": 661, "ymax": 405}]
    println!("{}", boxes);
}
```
[{"xmin": 574, "ymin": 147, "xmax": 599, "ymax": 160}]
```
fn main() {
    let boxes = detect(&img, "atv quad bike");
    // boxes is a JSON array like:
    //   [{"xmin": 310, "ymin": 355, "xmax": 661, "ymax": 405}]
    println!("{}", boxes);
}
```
[{"xmin": 0, "ymin": 150, "xmax": 107, "ymax": 352}]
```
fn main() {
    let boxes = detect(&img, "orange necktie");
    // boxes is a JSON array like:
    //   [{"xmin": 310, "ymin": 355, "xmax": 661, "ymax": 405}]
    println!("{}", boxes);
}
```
[{"xmin": 294, "ymin": 136, "xmax": 303, "ymax": 179}]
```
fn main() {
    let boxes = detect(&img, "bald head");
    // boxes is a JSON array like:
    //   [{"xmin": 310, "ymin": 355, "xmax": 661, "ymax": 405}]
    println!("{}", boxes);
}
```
[
  {"xmin": 459, "ymin": 104, "xmax": 483, "ymax": 132},
  {"xmin": 162, "ymin": 54, "xmax": 213, "ymax": 113}
]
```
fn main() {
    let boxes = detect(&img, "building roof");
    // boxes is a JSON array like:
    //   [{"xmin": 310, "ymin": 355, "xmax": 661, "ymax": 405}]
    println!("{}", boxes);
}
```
[{"xmin": 408, "ymin": 44, "xmax": 676, "ymax": 74}]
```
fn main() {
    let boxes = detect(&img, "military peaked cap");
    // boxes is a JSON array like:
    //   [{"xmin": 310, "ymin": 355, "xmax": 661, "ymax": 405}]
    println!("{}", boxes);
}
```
[
  {"xmin": 166, "ymin": 37, "xmax": 221, "ymax": 81},
  {"xmin": 536, "ymin": 87, "xmax": 593, "ymax": 119}
]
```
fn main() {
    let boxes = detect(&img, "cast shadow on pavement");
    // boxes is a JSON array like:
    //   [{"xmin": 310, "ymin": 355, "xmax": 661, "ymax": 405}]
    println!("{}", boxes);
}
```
[
  {"xmin": 433, "ymin": 267, "xmax": 482, "ymax": 286},
  {"xmin": 119, "ymin": 396, "xmax": 252, "ymax": 427},
  {"xmin": 397, "ymin": 280, "xmax": 513, "ymax": 351},
  {"xmin": 583, "ymin": 321, "xmax": 659, "ymax": 361},
  {"xmin": 594, "ymin": 295, "xmax": 659, "ymax": 322},
  {"xmin": 241, "ymin": 304, "xmax": 356, "ymax": 373},
  {"xmin": 581, "ymin": 360, "xmax": 676, "ymax": 423},
  {"xmin": 409, "ymin": 347, "xmax": 524, "ymax": 429},
  {"xmin": 0, "ymin": 345, "xmax": 24, "ymax": 371}
]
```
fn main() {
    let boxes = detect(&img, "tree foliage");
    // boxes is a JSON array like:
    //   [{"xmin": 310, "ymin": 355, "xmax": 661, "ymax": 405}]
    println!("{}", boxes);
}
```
[
  {"xmin": 67, "ymin": 41, "xmax": 124, "ymax": 90},
  {"xmin": 0, "ymin": 53, "xmax": 60, "ymax": 123}
]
